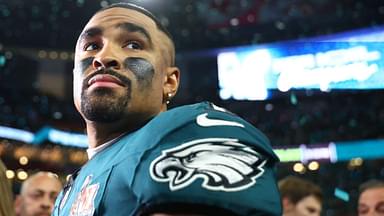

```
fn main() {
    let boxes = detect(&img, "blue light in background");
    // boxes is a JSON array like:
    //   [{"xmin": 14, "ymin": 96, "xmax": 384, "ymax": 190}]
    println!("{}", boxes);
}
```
[
  {"xmin": 335, "ymin": 140, "xmax": 384, "ymax": 161},
  {"xmin": 0, "ymin": 126, "xmax": 34, "ymax": 143},
  {"xmin": 1, "ymin": 124, "xmax": 384, "ymax": 162},
  {"xmin": 217, "ymin": 27, "xmax": 384, "ymax": 101},
  {"xmin": 0, "ymin": 55, "xmax": 6, "ymax": 66},
  {"xmin": 334, "ymin": 188, "xmax": 350, "ymax": 202}
]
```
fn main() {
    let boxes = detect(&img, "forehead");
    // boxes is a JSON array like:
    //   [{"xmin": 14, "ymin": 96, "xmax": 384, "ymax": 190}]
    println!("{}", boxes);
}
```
[
  {"xmin": 297, "ymin": 195, "xmax": 321, "ymax": 207},
  {"xmin": 26, "ymin": 176, "xmax": 61, "ymax": 192},
  {"xmin": 83, "ymin": 7, "xmax": 158, "ymax": 34},
  {"xmin": 360, "ymin": 188, "xmax": 384, "ymax": 202}
]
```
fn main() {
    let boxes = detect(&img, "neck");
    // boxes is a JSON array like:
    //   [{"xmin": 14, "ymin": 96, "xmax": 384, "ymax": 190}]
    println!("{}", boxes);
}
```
[
  {"xmin": 85, "ymin": 124, "xmax": 124, "ymax": 148},
  {"xmin": 84, "ymin": 112, "xmax": 161, "ymax": 148}
]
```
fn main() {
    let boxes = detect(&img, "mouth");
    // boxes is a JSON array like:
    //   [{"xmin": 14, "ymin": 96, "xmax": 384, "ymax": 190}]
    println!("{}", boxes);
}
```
[
  {"xmin": 36, "ymin": 212, "xmax": 51, "ymax": 216},
  {"xmin": 87, "ymin": 74, "xmax": 125, "ymax": 89}
]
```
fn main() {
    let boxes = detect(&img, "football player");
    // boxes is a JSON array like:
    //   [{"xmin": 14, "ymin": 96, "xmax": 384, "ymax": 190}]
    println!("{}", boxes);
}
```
[{"xmin": 53, "ymin": 3, "xmax": 282, "ymax": 216}]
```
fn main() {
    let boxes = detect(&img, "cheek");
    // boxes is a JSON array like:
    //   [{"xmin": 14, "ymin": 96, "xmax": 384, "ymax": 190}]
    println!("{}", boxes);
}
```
[
  {"xmin": 123, "ymin": 57, "xmax": 155, "ymax": 88},
  {"xmin": 73, "ymin": 74, "xmax": 82, "ymax": 96},
  {"xmin": 295, "ymin": 203, "xmax": 308, "ymax": 214},
  {"xmin": 25, "ymin": 197, "xmax": 38, "ymax": 206},
  {"xmin": 73, "ymin": 73, "xmax": 83, "ymax": 108},
  {"xmin": 73, "ymin": 57, "xmax": 93, "ymax": 94},
  {"xmin": 74, "ymin": 57, "xmax": 94, "ymax": 73}
]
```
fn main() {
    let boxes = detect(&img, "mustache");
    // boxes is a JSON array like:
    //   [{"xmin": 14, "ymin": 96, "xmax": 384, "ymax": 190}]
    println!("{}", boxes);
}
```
[{"xmin": 82, "ymin": 68, "xmax": 132, "ymax": 89}]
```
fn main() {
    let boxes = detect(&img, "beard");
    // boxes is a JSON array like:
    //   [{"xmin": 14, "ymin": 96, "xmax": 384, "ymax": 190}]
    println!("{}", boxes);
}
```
[
  {"xmin": 79, "ymin": 67, "xmax": 133, "ymax": 123},
  {"xmin": 81, "ymin": 87, "xmax": 130, "ymax": 123}
]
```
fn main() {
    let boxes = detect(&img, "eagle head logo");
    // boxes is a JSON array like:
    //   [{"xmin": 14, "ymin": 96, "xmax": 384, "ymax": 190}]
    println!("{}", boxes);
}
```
[{"xmin": 150, "ymin": 138, "xmax": 267, "ymax": 192}]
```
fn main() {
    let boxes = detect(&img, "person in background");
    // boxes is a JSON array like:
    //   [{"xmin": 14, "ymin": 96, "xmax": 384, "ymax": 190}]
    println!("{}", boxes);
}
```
[
  {"xmin": 0, "ymin": 159, "xmax": 15, "ymax": 216},
  {"xmin": 358, "ymin": 179, "xmax": 384, "ymax": 216},
  {"xmin": 14, "ymin": 171, "xmax": 62, "ymax": 216},
  {"xmin": 52, "ymin": 2, "xmax": 281, "ymax": 216},
  {"xmin": 279, "ymin": 175, "xmax": 323, "ymax": 216}
]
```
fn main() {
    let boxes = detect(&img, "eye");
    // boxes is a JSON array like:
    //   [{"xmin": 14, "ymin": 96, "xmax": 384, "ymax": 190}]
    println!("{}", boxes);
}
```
[
  {"xmin": 306, "ymin": 207, "xmax": 315, "ymax": 213},
  {"xmin": 29, "ymin": 192, "xmax": 43, "ymax": 200},
  {"xmin": 84, "ymin": 43, "xmax": 100, "ymax": 51},
  {"xmin": 185, "ymin": 153, "xmax": 197, "ymax": 162},
  {"xmin": 376, "ymin": 202, "xmax": 384, "ymax": 213},
  {"xmin": 124, "ymin": 41, "xmax": 142, "ymax": 50},
  {"xmin": 358, "ymin": 204, "xmax": 369, "ymax": 215}
]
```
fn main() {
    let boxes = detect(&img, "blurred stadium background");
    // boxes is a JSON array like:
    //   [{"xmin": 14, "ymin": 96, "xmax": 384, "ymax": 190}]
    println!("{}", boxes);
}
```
[{"xmin": 0, "ymin": 0, "xmax": 384, "ymax": 215}]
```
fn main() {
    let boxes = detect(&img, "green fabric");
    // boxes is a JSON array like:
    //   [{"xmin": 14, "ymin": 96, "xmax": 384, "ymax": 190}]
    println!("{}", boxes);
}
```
[{"xmin": 53, "ymin": 102, "xmax": 281, "ymax": 216}]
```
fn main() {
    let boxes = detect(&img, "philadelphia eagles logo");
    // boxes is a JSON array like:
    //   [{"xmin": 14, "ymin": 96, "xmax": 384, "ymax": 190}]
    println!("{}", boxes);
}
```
[{"xmin": 150, "ymin": 138, "xmax": 267, "ymax": 192}]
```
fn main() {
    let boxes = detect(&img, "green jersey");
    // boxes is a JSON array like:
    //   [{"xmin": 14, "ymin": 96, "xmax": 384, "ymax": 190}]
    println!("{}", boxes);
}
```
[{"xmin": 53, "ymin": 102, "xmax": 281, "ymax": 216}]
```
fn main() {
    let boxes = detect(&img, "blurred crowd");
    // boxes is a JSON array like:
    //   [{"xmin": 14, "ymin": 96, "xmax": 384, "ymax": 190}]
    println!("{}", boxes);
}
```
[
  {"xmin": 1, "ymin": 160, "xmax": 384, "ymax": 216},
  {"xmin": 0, "ymin": 0, "xmax": 382, "ymax": 51},
  {"xmin": 1, "ymin": 87, "xmax": 383, "ymax": 147}
]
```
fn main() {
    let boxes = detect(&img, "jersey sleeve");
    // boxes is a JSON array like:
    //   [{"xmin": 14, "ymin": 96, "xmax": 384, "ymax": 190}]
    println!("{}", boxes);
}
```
[
  {"xmin": 162, "ymin": 102, "xmax": 278, "ymax": 162},
  {"xmin": 130, "ymin": 102, "xmax": 282, "ymax": 216}
]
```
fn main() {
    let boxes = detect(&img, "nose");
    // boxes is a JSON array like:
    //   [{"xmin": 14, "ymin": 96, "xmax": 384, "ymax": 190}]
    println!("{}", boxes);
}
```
[
  {"xmin": 92, "ymin": 45, "xmax": 121, "ymax": 70},
  {"xmin": 40, "ymin": 195, "xmax": 53, "ymax": 211}
]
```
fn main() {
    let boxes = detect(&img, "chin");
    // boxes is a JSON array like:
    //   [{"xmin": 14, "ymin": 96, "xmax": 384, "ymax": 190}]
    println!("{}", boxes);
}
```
[
  {"xmin": 82, "ymin": 100, "xmax": 125, "ymax": 122},
  {"xmin": 83, "ymin": 104, "xmax": 125, "ymax": 123},
  {"xmin": 81, "ymin": 90, "xmax": 130, "ymax": 123}
]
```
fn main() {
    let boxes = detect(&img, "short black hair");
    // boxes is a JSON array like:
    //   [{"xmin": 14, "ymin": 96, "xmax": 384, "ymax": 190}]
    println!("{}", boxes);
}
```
[{"xmin": 98, "ymin": 2, "xmax": 173, "ymax": 41}]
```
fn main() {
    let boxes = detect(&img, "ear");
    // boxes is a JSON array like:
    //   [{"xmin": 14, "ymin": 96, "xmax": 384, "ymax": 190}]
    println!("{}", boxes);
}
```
[
  {"xmin": 14, "ymin": 195, "xmax": 22, "ymax": 215},
  {"xmin": 163, "ymin": 66, "xmax": 180, "ymax": 104},
  {"xmin": 282, "ymin": 197, "xmax": 294, "ymax": 212}
]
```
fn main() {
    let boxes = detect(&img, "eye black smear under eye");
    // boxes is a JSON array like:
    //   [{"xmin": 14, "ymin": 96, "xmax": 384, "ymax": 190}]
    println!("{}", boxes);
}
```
[
  {"xmin": 124, "ymin": 57, "xmax": 154, "ymax": 88},
  {"xmin": 76, "ymin": 57, "xmax": 94, "ymax": 74}
]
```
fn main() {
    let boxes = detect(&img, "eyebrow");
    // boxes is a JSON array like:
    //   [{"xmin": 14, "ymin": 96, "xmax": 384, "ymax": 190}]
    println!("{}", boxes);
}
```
[
  {"xmin": 78, "ymin": 22, "xmax": 153, "ymax": 45},
  {"xmin": 115, "ymin": 22, "xmax": 153, "ymax": 45},
  {"xmin": 78, "ymin": 27, "xmax": 103, "ymax": 43},
  {"xmin": 31, "ymin": 189, "xmax": 58, "ymax": 193}
]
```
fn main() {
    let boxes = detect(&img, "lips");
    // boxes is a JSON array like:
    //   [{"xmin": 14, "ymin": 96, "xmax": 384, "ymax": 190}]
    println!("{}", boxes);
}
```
[
  {"xmin": 36, "ymin": 212, "xmax": 51, "ymax": 216},
  {"xmin": 87, "ymin": 74, "xmax": 125, "ymax": 89}
]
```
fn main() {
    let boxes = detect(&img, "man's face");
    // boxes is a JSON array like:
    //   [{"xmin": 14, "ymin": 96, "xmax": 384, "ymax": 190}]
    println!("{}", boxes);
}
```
[
  {"xmin": 294, "ymin": 195, "xmax": 322, "ymax": 216},
  {"xmin": 16, "ymin": 175, "xmax": 62, "ymax": 216},
  {"xmin": 73, "ymin": 7, "xmax": 177, "ymax": 123},
  {"xmin": 284, "ymin": 195, "xmax": 322, "ymax": 216},
  {"xmin": 358, "ymin": 187, "xmax": 384, "ymax": 216}
]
